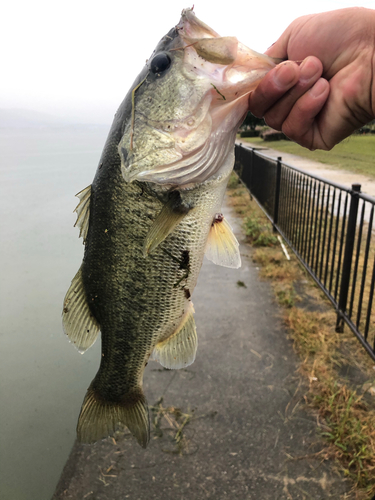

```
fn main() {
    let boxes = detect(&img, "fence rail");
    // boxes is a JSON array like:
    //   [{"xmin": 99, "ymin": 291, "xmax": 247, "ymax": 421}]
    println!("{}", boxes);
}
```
[{"xmin": 234, "ymin": 143, "xmax": 375, "ymax": 361}]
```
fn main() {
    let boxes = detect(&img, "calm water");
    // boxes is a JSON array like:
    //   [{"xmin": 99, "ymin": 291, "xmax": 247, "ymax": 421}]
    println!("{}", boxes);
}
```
[{"xmin": 0, "ymin": 126, "xmax": 110, "ymax": 500}]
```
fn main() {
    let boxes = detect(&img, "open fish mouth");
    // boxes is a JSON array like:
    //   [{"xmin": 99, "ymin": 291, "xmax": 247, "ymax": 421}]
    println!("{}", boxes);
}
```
[
  {"xmin": 177, "ymin": 8, "xmax": 221, "ymax": 39},
  {"xmin": 176, "ymin": 8, "xmax": 276, "ymax": 99}
]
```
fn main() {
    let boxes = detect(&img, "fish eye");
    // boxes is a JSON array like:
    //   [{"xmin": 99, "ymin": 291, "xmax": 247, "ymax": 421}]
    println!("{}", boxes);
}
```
[{"xmin": 150, "ymin": 53, "xmax": 171, "ymax": 74}]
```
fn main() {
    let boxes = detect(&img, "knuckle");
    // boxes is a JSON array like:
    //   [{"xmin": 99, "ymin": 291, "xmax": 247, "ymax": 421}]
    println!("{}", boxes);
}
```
[
  {"xmin": 264, "ymin": 114, "xmax": 282, "ymax": 131},
  {"xmin": 248, "ymin": 96, "xmax": 266, "ymax": 119},
  {"xmin": 281, "ymin": 122, "xmax": 302, "ymax": 143},
  {"xmin": 250, "ymin": 109, "xmax": 264, "ymax": 119}
]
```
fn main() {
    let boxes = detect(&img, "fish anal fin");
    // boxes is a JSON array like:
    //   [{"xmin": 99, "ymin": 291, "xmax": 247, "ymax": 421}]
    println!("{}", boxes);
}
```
[
  {"xmin": 74, "ymin": 185, "xmax": 91, "ymax": 243},
  {"xmin": 143, "ymin": 192, "xmax": 192, "ymax": 256},
  {"xmin": 62, "ymin": 266, "xmax": 100, "ymax": 353},
  {"xmin": 77, "ymin": 387, "xmax": 150, "ymax": 448},
  {"xmin": 152, "ymin": 302, "xmax": 197, "ymax": 369},
  {"xmin": 205, "ymin": 213, "xmax": 241, "ymax": 269}
]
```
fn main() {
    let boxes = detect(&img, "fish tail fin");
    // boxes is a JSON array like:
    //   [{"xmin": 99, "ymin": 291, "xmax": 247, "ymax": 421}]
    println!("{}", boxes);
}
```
[{"xmin": 77, "ymin": 386, "xmax": 150, "ymax": 448}]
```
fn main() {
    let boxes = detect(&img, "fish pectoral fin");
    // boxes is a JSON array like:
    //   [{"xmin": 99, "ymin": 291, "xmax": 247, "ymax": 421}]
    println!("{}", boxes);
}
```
[
  {"xmin": 152, "ymin": 302, "xmax": 197, "ymax": 369},
  {"xmin": 143, "ymin": 192, "xmax": 192, "ymax": 256},
  {"xmin": 77, "ymin": 386, "xmax": 150, "ymax": 448},
  {"xmin": 205, "ymin": 213, "xmax": 241, "ymax": 269},
  {"xmin": 74, "ymin": 185, "xmax": 91, "ymax": 243},
  {"xmin": 62, "ymin": 266, "xmax": 100, "ymax": 353}
]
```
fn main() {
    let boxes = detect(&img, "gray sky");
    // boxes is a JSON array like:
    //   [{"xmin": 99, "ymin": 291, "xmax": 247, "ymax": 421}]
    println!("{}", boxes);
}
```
[{"xmin": 2, "ymin": 0, "xmax": 373, "ymax": 124}]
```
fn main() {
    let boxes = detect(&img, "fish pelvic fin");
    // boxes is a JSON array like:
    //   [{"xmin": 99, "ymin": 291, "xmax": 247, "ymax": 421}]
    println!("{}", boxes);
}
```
[
  {"xmin": 152, "ymin": 302, "xmax": 197, "ymax": 369},
  {"xmin": 205, "ymin": 213, "xmax": 241, "ymax": 268},
  {"xmin": 62, "ymin": 266, "xmax": 100, "ymax": 353},
  {"xmin": 77, "ymin": 386, "xmax": 150, "ymax": 448},
  {"xmin": 143, "ymin": 192, "xmax": 192, "ymax": 256},
  {"xmin": 74, "ymin": 185, "xmax": 91, "ymax": 243}
]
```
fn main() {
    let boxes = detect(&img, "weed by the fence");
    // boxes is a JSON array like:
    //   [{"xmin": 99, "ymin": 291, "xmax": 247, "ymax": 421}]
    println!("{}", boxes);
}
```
[
  {"xmin": 244, "ymin": 217, "xmax": 278, "ymax": 247},
  {"xmin": 275, "ymin": 283, "xmax": 296, "ymax": 308},
  {"xmin": 227, "ymin": 173, "xmax": 240, "ymax": 189}
]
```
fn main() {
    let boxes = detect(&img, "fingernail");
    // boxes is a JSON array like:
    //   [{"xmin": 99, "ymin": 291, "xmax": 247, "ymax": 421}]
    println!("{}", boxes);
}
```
[
  {"xmin": 309, "ymin": 78, "xmax": 328, "ymax": 97},
  {"xmin": 300, "ymin": 57, "xmax": 320, "ymax": 81},
  {"xmin": 274, "ymin": 62, "xmax": 297, "ymax": 87}
]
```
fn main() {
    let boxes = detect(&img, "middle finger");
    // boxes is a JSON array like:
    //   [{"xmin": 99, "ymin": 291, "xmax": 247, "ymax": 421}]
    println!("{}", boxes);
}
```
[{"xmin": 264, "ymin": 56, "xmax": 323, "ymax": 130}]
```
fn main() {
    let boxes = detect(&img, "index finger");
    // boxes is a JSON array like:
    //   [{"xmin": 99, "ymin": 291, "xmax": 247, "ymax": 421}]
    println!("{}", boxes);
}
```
[{"xmin": 248, "ymin": 61, "xmax": 300, "ymax": 117}]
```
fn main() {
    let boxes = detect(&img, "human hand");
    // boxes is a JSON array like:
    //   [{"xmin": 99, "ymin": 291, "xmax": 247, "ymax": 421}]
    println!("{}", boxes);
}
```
[{"xmin": 248, "ymin": 7, "xmax": 375, "ymax": 150}]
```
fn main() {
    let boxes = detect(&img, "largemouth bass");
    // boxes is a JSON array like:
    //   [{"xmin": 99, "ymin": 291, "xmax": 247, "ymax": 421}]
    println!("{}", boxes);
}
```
[{"xmin": 62, "ymin": 8, "xmax": 277, "ymax": 448}]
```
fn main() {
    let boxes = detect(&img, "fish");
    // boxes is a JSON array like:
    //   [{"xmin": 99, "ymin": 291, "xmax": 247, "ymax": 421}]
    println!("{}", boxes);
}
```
[{"xmin": 62, "ymin": 8, "xmax": 277, "ymax": 448}]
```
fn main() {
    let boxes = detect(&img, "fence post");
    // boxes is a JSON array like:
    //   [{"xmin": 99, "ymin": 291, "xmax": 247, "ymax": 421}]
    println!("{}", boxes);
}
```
[
  {"xmin": 273, "ymin": 157, "xmax": 282, "ymax": 232},
  {"xmin": 336, "ymin": 183, "xmax": 361, "ymax": 333},
  {"xmin": 249, "ymin": 147, "xmax": 254, "ymax": 192},
  {"xmin": 235, "ymin": 143, "xmax": 242, "ymax": 178}
]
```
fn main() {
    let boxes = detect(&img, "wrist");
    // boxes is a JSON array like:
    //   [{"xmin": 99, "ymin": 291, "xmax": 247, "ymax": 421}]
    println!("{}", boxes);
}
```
[{"xmin": 351, "ymin": 8, "xmax": 375, "ymax": 126}]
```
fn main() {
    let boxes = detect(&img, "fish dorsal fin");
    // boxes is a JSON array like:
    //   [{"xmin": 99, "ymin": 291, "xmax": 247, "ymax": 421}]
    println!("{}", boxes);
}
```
[
  {"xmin": 152, "ymin": 302, "xmax": 197, "ymax": 369},
  {"xmin": 62, "ymin": 266, "xmax": 100, "ymax": 353},
  {"xmin": 74, "ymin": 185, "xmax": 91, "ymax": 243},
  {"xmin": 143, "ymin": 192, "xmax": 192, "ymax": 256},
  {"xmin": 205, "ymin": 213, "xmax": 241, "ymax": 268}
]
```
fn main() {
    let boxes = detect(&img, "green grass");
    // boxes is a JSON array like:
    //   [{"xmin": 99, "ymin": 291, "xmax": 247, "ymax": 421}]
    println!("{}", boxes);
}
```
[
  {"xmin": 313, "ymin": 383, "xmax": 375, "ymax": 489},
  {"xmin": 243, "ymin": 216, "xmax": 278, "ymax": 247},
  {"xmin": 240, "ymin": 135, "xmax": 375, "ymax": 178}
]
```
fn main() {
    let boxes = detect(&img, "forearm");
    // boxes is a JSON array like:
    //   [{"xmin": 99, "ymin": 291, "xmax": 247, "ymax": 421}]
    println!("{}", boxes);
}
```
[{"xmin": 371, "ymin": 49, "xmax": 375, "ymax": 121}]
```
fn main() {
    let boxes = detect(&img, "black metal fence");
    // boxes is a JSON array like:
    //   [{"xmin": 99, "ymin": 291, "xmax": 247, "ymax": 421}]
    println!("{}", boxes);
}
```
[{"xmin": 235, "ymin": 143, "xmax": 375, "ymax": 362}]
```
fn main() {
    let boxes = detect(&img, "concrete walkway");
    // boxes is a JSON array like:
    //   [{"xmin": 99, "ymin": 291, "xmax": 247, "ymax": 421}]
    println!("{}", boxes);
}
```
[
  {"xmin": 52, "ymin": 200, "xmax": 351, "ymax": 500},
  {"xmin": 240, "ymin": 141, "xmax": 375, "ymax": 198}
]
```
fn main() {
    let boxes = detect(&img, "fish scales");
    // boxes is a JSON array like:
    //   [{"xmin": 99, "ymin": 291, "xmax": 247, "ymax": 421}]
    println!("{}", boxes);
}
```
[
  {"xmin": 62, "ymin": 8, "xmax": 277, "ymax": 447},
  {"xmin": 83, "ymin": 167, "xmax": 225, "ymax": 393}
]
